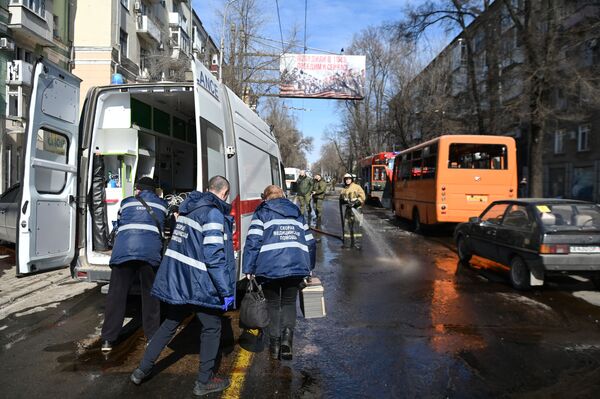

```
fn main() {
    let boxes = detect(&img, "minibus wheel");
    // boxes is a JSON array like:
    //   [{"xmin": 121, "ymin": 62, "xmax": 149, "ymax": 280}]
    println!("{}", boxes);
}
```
[{"xmin": 412, "ymin": 208, "xmax": 421, "ymax": 233}]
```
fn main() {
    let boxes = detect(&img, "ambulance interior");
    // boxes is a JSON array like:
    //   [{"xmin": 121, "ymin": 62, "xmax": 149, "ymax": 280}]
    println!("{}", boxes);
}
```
[{"xmin": 86, "ymin": 87, "xmax": 221, "ymax": 265}]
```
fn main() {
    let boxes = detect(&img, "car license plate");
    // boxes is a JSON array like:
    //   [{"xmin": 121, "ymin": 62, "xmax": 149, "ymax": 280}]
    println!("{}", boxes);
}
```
[
  {"xmin": 570, "ymin": 246, "xmax": 600, "ymax": 253},
  {"xmin": 467, "ymin": 195, "xmax": 488, "ymax": 203}
]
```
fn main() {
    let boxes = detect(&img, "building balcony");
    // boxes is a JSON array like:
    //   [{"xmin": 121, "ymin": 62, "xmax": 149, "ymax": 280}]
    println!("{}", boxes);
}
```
[
  {"xmin": 169, "ymin": 27, "xmax": 190, "ymax": 58},
  {"xmin": 8, "ymin": 0, "xmax": 54, "ymax": 47},
  {"xmin": 136, "ymin": 15, "xmax": 161, "ymax": 44},
  {"xmin": 169, "ymin": 12, "xmax": 188, "ymax": 32},
  {"xmin": 6, "ymin": 60, "xmax": 33, "ymax": 86}
]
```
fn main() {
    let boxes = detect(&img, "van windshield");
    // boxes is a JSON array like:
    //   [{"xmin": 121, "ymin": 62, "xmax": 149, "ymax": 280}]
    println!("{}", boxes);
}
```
[{"xmin": 536, "ymin": 203, "xmax": 600, "ymax": 231}]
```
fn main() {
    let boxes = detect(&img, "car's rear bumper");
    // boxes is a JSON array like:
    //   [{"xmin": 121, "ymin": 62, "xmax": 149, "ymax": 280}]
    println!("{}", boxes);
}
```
[{"xmin": 538, "ymin": 254, "xmax": 600, "ymax": 272}]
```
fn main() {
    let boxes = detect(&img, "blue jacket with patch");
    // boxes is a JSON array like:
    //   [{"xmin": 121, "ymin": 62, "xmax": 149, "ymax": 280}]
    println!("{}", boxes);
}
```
[
  {"xmin": 151, "ymin": 191, "xmax": 235, "ymax": 309},
  {"xmin": 110, "ymin": 190, "xmax": 167, "ymax": 267},
  {"xmin": 242, "ymin": 198, "xmax": 316, "ymax": 279}
]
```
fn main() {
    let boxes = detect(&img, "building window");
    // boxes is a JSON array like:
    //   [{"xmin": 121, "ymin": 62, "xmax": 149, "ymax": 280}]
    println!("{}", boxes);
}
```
[
  {"xmin": 577, "ymin": 124, "xmax": 590, "ymax": 152},
  {"xmin": 554, "ymin": 130, "xmax": 565, "ymax": 154},
  {"xmin": 12, "ymin": 0, "xmax": 45, "ymax": 17},
  {"xmin": 120, "ymin": 29, "xmax": 128, "ymax": 58},
  {"xmin": 53, "ymin": 14, "xmax": 60, "ymax": 39}
]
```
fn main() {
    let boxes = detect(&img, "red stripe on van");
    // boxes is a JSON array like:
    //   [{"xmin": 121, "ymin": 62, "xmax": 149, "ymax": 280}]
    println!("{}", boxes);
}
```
[{"xmin": 240, "ymin": 199, "xmax": 262, "ymax": 215}]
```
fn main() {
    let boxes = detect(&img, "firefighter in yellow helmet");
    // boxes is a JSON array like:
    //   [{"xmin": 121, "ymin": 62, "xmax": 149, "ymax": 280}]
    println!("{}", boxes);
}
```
[{"xmin": 339, "ymin": 173, "xmax": 366, "ymax": 249}]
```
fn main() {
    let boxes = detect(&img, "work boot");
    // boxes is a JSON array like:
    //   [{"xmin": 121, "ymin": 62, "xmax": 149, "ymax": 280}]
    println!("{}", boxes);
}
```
[
  {"xmin": 193, "ymin": 376, "xmax": 231, "ymax": 396},
  {"xmin": 130, "ymin": 368, "xmax": 150, "ymax": 385},
  {"xmin": 280, "ymin": 328, "xmax": 293, "ymax": 360},
  {"xmin": 269, "ymin": 337, "xmax": 281, "ymax": 360}
]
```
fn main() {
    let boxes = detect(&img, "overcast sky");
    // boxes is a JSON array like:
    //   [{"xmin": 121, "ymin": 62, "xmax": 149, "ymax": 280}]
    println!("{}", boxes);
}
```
[{"xmin": 191, "ymin": 0, "xmax": 452, "ymax": 165}]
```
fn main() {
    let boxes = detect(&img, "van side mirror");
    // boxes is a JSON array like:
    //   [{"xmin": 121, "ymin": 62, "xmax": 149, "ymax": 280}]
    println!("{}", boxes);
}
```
[{"xmin": 469, "ymin": 216, "xmax": 481, "ymax": 224}]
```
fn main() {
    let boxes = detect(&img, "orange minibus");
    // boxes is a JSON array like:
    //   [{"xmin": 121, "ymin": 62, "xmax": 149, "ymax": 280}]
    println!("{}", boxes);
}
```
[{"xmin": 392, "ymin": 135, "xmax": 518, "ymax": 230}]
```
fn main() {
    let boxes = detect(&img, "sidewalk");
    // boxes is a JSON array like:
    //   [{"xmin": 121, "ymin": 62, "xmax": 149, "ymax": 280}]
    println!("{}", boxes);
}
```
[{"xmin": 0, "ymin": 246, "xmax": 96, "ymax": 320}]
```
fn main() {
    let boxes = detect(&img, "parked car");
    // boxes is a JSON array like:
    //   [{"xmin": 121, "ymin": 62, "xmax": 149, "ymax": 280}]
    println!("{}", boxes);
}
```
[
  {"xmin": 0, "ymin": 184, "xmax": 20, "ymax": 243},
  {"xmin": 454, "ymin": 199, "xmax": 600, "ymax": 290}
]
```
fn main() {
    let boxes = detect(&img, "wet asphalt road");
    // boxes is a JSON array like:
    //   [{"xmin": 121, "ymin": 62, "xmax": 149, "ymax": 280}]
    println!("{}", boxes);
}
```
[{"xmin": 2, "ymin": 197, "xmax": 600, "ymax": 398}]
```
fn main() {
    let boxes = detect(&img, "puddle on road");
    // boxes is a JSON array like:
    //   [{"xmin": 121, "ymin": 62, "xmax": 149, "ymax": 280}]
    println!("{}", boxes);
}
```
[{"xmin": 49, "ymin": 328, "xmax": 145, "ymax": 372}]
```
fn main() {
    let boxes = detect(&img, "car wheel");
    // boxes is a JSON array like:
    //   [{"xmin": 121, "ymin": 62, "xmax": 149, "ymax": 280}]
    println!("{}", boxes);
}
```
[
  {"xmin": 509, "ymin": 256, "xmax": 531, "ymax": 291},
  {"xmin": 591, "ymin": 275, "xmax": 600, "ymax": 291},
  {"xmin": 412, "ymin": 208, "xmax": 421, "ymax": 233},
  {"xmin": 457, "ymin": 236, "xmax": 472, "ymax": 262}
]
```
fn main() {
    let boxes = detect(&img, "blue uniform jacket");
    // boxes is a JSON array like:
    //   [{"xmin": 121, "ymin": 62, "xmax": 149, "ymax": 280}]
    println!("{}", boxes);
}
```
[
  {"xmin": 151, "ymin": 191, "xmax": 235, "ymax": 309},
  {"xmin": 110, "ymin": 190, "xmax": 167, "ymax": 267},
  {"xmin": 242, "ymin": 198, "xmax": 316, "ymax": 279}
]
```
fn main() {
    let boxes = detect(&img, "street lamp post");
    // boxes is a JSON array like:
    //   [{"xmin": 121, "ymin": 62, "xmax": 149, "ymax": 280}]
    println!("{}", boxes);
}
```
[{"xmin": 219, "ymin": 0, "xmax": 238, "ymax": 83}]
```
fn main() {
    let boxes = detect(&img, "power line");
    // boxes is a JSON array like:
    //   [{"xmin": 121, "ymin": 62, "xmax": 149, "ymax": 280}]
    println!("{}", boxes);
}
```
[
  {"xmin": 275, "ymin": 0, "xmax": 285, "ymax": 52},
  {"xmin": 248, "ymin": 33, "xmax": 339, "ymax": 55}
]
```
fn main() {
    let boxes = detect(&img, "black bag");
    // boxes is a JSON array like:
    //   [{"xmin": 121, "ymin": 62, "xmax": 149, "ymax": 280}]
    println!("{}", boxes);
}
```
[
  {"xmin": 239, "ymin": 278, "xmax": 270, "ymax": 329},
  {"xmin": 136, "ymin": 195, "xmax": 168, "ymax": 254}
]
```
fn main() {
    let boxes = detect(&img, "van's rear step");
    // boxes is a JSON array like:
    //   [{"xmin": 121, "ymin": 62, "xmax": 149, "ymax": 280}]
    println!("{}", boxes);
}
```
[{"xmin": 75, "ymin": 265, "xmax": 111, "ymax": 283}]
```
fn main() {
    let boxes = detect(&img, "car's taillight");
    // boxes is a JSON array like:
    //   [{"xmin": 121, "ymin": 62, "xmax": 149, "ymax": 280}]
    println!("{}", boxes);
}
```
[
  {"xmin": 230, "ymin": 195, "xmax": 241, "ymax": 251},
  {"xmin": 540, "ymin": 244, "xmax": 570, "ymax": 254}
]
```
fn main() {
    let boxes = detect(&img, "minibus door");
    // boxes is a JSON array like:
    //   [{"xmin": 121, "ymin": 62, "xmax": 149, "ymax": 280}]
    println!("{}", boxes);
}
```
[{"xmin": 16, "ymin": 61, "xmax": 81, "ymax": 275}]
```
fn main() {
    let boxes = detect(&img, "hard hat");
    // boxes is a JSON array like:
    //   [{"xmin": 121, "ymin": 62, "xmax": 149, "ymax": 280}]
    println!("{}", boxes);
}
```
[{"xmin": 343, "ymin": 173, "xmax": 353, "ymax": 179}]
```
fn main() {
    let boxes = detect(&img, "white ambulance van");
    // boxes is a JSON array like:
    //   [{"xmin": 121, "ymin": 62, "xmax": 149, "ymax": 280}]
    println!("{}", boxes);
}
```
[{"xmin": 15, "ymin": 58, "xmax": 284, "ymax": 282}]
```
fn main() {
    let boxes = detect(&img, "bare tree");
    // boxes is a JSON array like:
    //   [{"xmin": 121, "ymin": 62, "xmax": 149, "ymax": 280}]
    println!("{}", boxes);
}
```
[
  {"xmin": 501, "ymin": 0, "xmax": 600, "ymax": 196},
  {"xmin": 217, "ymin": 0, "xmax": 300, "ymax": 105},
  {"xmin": 262, "ymin": 98, "xmax": 313, "ymax": 168},
  {"xmin": 393, "ymin": 1, "xmax": 500, "ymax": 136},
  {"xmin": 336, "ymin": 26, "xmax": 406, "ymax": 164},
  {"xmin": 311, "ymin": 142, "xmax": 347, "ymax": 182}
]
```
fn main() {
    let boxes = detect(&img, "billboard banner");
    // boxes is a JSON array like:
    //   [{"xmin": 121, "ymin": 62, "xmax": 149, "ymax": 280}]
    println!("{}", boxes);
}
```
[{"xmin": 280, "ymin": 54, "xmax": 366, "ymax": 100}]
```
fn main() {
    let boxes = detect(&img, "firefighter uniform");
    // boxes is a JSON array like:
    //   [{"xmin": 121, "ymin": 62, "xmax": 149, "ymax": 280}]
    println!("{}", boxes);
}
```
[{"xmin": 340, "ymin": 179, "xmax": 366, "ymax": 249}]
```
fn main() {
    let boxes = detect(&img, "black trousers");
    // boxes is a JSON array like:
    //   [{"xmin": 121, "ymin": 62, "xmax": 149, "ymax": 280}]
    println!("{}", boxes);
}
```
[
  {"xmin": 101, "ymin": 260, "xmax": 160, "ymax": 342},
  {"xmin": 261, "ymin": 277, "xmax": 303, "ymax": 339},
  {"xmin": 139, "ymin": 304, "xmax": 223, "ymax": 384}
]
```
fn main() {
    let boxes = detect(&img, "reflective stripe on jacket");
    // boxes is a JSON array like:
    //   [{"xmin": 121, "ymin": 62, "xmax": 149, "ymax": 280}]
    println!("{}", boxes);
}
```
[
  {"xmin": 151, "ymin": 191, "xmax": 235, "ymax": 309},
  {"xmin": 242, "ymin": 198, "xmax": 316, "ymax": 279},
  {"xmin": 110, "ymin": 191, "xmax": 167, "ymax": 267}
]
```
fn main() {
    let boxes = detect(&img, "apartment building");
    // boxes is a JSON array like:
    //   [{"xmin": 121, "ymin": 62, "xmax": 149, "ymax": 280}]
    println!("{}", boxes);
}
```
[
  {"xmin": 0, "ymin": 0, "xmax": 219, "ymax": 193},
  {"xmin": 0, "ymin": 0, "xmax": 74, "ymax": 192},
  {"xmin": 407, "ymin": 0, "xmax": 600, "ymax": 202},
  {"xmin": 72, "ymin": 0, "xmax": 219, "ymax": 106}
]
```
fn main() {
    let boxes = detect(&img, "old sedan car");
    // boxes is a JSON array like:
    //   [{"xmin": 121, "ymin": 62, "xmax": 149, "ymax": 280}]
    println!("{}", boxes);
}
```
[
  {"xmin": 0, "ymin": 184, "xmax": 19, "ymax": 243},
  {"xmin": 454, "ymin": 199, "xmax": 600, "ymax": 290}
]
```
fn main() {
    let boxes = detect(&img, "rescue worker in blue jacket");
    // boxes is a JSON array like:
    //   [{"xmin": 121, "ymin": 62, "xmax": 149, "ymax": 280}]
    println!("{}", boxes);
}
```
[
  {"xmin": 101, "ymin": 177, "xmax": 167, "ymax": 352},
  {"xmin": 130, "ymin": 176, "xmax": 236, "ymax": 397},
  {"xmin": 242, "ymin": 185, "xmax": 316, "ymax": 361}
]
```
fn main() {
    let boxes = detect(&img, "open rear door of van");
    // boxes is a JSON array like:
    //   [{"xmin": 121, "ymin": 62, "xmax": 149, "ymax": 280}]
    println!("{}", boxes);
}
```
[{"xmin": 17, "ymin": 60, "xmax": 81, "ymax": 275}]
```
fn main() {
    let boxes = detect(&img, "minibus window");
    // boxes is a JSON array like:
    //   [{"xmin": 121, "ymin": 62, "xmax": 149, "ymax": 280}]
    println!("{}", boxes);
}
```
[{"xmin": 448, "ymin": 144, "xmax": 508, "ymax": 170}]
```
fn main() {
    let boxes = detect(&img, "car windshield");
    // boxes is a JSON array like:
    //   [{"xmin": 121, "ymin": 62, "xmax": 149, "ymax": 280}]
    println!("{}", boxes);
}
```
[{"xmin": 535, "ymin": 203, "xmax": 600, "ymax": 231}]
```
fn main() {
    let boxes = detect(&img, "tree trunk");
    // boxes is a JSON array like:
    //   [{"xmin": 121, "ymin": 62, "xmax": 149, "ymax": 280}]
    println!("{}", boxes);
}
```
[{"xmin": 527, "ymin": 75, "xmax": 545, "ymax": 198}]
